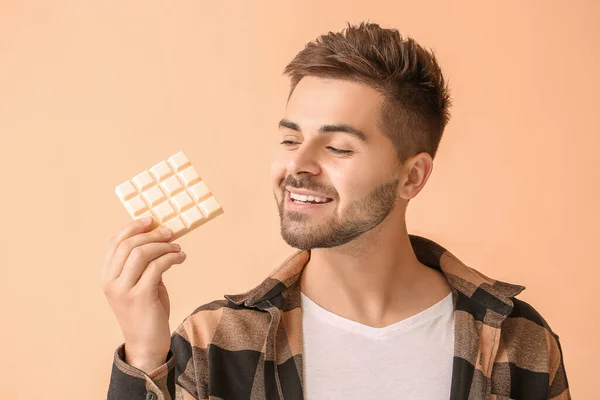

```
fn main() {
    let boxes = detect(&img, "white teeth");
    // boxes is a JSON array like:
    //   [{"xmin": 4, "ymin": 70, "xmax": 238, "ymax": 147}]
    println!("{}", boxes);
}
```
[{"xmin": 290, "ymin": 191, "xmax": 331, "ymax": 203}]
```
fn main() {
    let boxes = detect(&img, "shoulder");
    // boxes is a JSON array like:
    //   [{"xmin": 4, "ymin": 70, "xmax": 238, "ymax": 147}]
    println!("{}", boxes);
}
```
[
  {"xmin": 501, "ymin": 297, "xmax": 562, "ymax": 372},
  {"xmin": 506, "ymin": 297, "xmax": 560, "ymax": 339},
  {"xmin": 173, "ymin": 298, "xmax": 271, "ymax": 352},
  {"xmin": 495, "ymin": 297, "xmax": 570, "ymax": 397}
]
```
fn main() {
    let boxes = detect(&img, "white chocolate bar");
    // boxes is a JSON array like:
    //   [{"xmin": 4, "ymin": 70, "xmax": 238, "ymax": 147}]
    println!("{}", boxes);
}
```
[{"xmin": 115, "ymin": 151, "xmax": 223, "ymax": 241}]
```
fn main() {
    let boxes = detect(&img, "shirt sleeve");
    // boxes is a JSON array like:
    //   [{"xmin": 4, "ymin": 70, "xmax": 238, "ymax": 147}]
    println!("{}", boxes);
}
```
[
  {"xmin": 106, "ymin": 319, "xmax": 198, "ymax": 400},
  {"xmin": 548, "ymin": 334, "xmax": 572, "ymax": 400}
]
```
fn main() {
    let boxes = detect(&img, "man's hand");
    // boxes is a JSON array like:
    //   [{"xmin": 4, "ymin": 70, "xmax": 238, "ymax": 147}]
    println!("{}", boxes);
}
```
[{"xmin": 100, "ymin": 217, "xmax": 187, "ymax": 373}]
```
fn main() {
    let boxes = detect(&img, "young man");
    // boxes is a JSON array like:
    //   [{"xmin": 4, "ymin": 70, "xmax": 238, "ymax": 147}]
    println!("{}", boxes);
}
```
[{"xmin": 103, "ymin": 22, "xmax": 571, "ymax": 400}]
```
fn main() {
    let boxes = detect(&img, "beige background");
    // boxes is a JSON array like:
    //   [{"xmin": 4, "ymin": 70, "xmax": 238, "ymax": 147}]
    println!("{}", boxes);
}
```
[{"xmin": 1, "ymin": 1, "xmax": 597, "ymax": 398}]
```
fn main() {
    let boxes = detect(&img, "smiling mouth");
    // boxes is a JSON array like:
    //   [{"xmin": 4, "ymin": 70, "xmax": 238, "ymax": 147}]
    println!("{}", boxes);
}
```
[{"xmin": 286, "ymin": 190, "xmax": 334, "ymax": 205}]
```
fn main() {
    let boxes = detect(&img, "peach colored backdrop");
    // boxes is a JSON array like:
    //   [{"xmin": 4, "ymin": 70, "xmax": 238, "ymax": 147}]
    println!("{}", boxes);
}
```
[{"xmin": 1, "ymin": 1, "xmax": 597, "ymax": 398}]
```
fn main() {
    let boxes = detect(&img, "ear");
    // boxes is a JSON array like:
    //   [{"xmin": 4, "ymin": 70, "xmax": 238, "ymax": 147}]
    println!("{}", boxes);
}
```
[{"xmin": 399, "ymin": 152, "xmax": 433, "ymax": 201}]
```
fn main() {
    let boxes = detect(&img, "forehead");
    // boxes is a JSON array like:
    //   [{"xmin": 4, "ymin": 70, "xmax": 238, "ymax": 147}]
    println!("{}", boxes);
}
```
[{"xmin": 285, "ymin": 76, "xmax": 383, "ymax": 132}]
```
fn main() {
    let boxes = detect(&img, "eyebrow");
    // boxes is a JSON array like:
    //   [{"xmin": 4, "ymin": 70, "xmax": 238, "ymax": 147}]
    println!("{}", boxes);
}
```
[{"xmin": 278, "ymin": 118, "xmax": 368, "ymax": 142}]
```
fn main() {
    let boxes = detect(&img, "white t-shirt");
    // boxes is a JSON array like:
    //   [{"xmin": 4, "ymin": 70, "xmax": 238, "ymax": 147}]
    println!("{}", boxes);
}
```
[{"xmin": 301, "ymin": 291, "xmax": 455, "ymax": 400}]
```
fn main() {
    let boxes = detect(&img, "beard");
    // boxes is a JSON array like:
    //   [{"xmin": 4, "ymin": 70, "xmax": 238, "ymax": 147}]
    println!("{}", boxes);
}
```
[{"xmin": 275, "ymin": 176, "xmax": 399, "ymax": 250}]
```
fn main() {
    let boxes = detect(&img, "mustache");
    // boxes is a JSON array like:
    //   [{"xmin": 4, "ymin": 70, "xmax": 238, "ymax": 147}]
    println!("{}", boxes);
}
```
[{"xmin": 280, "ymin": 175, "xmax": 336, "ymax": 198}]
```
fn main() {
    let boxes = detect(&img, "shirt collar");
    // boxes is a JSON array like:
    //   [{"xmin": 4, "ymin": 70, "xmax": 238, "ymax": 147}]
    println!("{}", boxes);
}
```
[{"xmin": 224, "ymin": 234, "xmax": 526, "ymax": 316}]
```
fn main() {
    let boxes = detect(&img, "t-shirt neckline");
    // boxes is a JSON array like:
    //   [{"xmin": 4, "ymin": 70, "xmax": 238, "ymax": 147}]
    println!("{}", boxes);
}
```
[{"xmin": 300, "ymin": 291, "xmax": 453, "ymax": 339}]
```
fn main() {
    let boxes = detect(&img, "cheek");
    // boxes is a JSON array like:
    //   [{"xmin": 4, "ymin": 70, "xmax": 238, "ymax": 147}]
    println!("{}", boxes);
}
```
[
  {"xmin": 324, "ymin": 161, "xmax": 373, "ymax": 204},
  {"xmin": 269, "ymin": 157, "xmax": 287, "ymax": 190}
]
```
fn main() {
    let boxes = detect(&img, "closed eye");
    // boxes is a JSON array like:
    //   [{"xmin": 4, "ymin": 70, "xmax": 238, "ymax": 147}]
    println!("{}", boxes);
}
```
[
  {"xmin": 326, "ymin": 146, "xmax": 352, "ymax": 154},
  {"xmin": 280, "ymin": 140, "xmax": 298, "ymax": 146},
  {"xmin": 279, "ymin": 140, "xmax": 352, "ymax": 155}
]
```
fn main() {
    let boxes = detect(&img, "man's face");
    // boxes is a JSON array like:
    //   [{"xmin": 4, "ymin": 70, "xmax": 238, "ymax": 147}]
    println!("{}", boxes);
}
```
[{"xmin": 270, "ymin": 76, "xmax": 403, "ymax": 250}]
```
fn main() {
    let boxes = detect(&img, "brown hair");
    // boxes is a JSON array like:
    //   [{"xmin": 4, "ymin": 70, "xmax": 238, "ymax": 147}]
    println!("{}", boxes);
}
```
[{"xmin": 283, "ymin": 21, "xmax": 452, "ymax": 165}]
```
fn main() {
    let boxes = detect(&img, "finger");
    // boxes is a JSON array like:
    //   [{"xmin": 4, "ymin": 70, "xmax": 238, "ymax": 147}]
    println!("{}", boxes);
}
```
[
  {"xmin": 135, "ymin": 250, "xmax": 187, "ymax": 290},
  {"xmin": 108, "ymin": 217, "xmax": 157, "ymax": 259},
  {"xmin": 106, "ymin": 225, "xmax": 173, "ymax": 281},
  {"xmin": 118, "ymin": 241, "xmax": 182, "ymax": 288}
]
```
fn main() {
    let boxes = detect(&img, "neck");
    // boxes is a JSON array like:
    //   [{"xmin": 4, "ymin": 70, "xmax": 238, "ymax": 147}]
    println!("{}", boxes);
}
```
[{"xmin": 299, "ymin": 212, "xmax": 451, "ymax": 327}]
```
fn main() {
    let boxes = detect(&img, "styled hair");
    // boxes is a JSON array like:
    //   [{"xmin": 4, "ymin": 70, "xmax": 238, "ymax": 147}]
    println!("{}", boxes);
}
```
[{"xmin": 283, "ymin": 21, "xmax": 452, "ymax": 165}]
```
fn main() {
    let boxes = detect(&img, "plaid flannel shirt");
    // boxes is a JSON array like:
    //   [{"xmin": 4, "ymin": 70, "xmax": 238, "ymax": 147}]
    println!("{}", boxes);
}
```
[{"xmin": 107, "ymin": 234, "xmax": 571, "ymax": 400}]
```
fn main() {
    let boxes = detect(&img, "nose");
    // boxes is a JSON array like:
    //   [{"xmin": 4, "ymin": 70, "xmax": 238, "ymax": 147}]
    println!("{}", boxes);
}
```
[{"xmin": 287, "ymin": 142, "xmax": 321, "ymax": 177}]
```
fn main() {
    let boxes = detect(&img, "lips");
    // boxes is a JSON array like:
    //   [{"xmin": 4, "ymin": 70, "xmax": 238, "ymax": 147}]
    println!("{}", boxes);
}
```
[
  {"xmin": 285, "ymin": 190, "xmax": 334, "ymax": 210},
  {"xmin": 285, "ymin": 186, "xmax": 333, "ymax": 200}
]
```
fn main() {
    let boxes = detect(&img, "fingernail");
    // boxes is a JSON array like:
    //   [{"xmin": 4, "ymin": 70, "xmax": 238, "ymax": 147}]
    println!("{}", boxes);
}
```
[
  {"xmin": 159, "ymin": 227, "xmax": 172, "ymax": 236},
  {"xmin": 142, "ymin": 216, "xmax": 153, "ymax": 224},
  {"xmin": 172, "ymin": 243, "xmax": 181, "ymax": 250}
]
